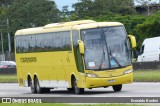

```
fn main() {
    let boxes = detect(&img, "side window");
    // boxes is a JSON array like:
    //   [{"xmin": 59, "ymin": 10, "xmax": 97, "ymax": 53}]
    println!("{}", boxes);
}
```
[
  {"xmin": 44, "ymin": 33, "xmax": 53, "ymax": 52},
  {"xmin": 21, "ymin": 36, "xmax": 28, "ymax": 53},
  {"xmin": 52, "ymin": 33, "xmax": 56, "ymax": 51},
  {"xmin": 62, "ymin": 31, "xmax": 71, "ymax": 51},
  {"xmin": 53, "ymin": 32, "xmax": 63, "ymax": 51},
  {"xmin": 28, "ymin": 35, "xmax": 35, "ymax": 52},
  {"xmin": 16, "ymin": 36, "xmax": 28, "ymax": 53},
  {"xmin": 35, "ymin": 34, "xmax": 44, "ymax": 52},
  {"xmin": 72, "ymin": 30, "xmax": 84, "ymax": 73},
  {"xmin": 72, "ymin": 30, "xmax": 79, "ymax": 46},
  {"xmin": 16, "ymin": 36, "xmax": 21, "ymax": 53},
  {"xmin": 140, "ymin": 45, "xmax": 145, "ymax": 54},
  {"xmin": 19, "ymin": 36, "xmax": 23, "ymax": 53}
]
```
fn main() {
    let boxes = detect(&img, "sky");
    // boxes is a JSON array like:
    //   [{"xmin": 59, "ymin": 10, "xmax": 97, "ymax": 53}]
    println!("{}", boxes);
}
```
[{"xmin": 54, "ymin": 0, "xmax": 79, "ymax": 11}]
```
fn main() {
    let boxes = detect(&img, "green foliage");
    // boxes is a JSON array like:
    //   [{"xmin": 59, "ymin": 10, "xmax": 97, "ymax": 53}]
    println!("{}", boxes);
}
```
[
  {"xmin": 0, "ymin": 0, "xmax": 15, "ymax": 7},
  {"xmin": 7, "ymin": 0, "xmax": 60, "ymax": 33},
  {"xmin": 72, "ymin": 0, "xmax": 95, "ymax": 18},
  {"xmin": 135, "ymin": 10, "xmax": 160, "ymax": 45},
  {"xmin": 72, "ymin": 0, "xmax": 136, "ymax": 18},
  {"xmin": 0, "ymin": 0, "xmax": 60, "ymax": 52},
  {"xmin": 94, "ymin": 0, "xmax": 136, "ymax": 15}
]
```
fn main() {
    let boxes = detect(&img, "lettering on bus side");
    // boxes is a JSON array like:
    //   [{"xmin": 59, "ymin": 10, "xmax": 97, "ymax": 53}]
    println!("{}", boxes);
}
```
[{"xmin": 20, "ymin": 57, "xmax": 37, "ymax": 63}]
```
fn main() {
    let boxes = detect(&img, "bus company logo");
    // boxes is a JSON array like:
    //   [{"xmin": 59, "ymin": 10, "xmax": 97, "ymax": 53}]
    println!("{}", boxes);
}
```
[
  {"xmin": 2, "ymin": 98, "xmax": 11, "ymax": 103},
  {"xmin": 20, "ymin": 57, "xmax": 37, "ymax": 63}
]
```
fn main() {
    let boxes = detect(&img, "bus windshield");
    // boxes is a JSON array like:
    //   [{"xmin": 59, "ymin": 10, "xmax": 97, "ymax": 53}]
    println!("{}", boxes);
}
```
[{"xmin": 81, "ymin": 26, "xmax": 131, "ymax": 70}]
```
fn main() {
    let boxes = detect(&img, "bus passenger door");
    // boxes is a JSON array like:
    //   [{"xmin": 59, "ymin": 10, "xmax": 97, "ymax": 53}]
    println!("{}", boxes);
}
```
[{"xmin": 72, "ymin": 30, "xmax": 86, "ymax": 88}]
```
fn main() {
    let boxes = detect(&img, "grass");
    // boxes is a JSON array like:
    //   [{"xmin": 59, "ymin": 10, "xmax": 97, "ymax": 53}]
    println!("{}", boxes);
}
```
[
  {"xmin": 0, "ymin": 74, "xmax": 17, "ymax": 83},
  {"xmin": 0, "ymin": 104, "xmax": 145, "ymax": 106},
  {"xmin": 133, "ymin": 70, "xmax": 160, "ymax": 82}
]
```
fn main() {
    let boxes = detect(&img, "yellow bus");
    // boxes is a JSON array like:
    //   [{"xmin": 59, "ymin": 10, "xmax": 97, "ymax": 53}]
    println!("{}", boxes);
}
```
[{"xmin": 15, "ymin": 20, "xmax": 136, "ymax": 94}]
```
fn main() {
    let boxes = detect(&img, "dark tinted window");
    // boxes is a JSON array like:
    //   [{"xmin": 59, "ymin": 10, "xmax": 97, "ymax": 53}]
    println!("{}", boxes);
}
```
[
  {"xmin": 72, "ymin": 30, "xmax": 79, "ymax": 46},
  {"xmin": 140, "ymin": 45, "xmax": 145, "ymax": 54},
  {"xmin": 15, "ymin": 31, "xmax": 71, "ymax": 53},
  {"xmin": 35, "ymin": 34, "xmax": 44, "ymax": 52},
  {"xmin": 62, "ymin": 31, "xmax": 71, "ymax": 51},
  {"xmin": 53, "ymin": 32, "xmax": 63, "ymax": 51},
  {"xmin": 21, "ymin": 36, "xmax": 28, "ymax": 53},
  {"xmin": 44, "ymin": 33, "xmax": 53, "ymax": 51},
  {"xmin": 16, "ymin": 36, "xmax": 28, "ymax": 53},
  {"xmin": 28, "ymin": 35, "xmax": 35, "ymax": 52},
  {"xmin": 16, "ymin": 36, "xmax": 20, "ymax": 53}
]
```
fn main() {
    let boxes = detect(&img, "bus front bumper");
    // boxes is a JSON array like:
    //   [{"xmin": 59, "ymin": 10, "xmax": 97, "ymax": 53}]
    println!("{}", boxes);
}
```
[{"xmin": 85, "ymin": 72, "xmax": 133, "ymax": 88}]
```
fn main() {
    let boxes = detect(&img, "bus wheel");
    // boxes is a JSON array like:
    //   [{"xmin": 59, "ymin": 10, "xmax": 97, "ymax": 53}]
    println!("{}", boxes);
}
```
[
  {"xmin": 67, "ymin": 88, "xmax": 74, "ymax": 92},
  {"xmin": 35, "ymin": 77, "xmax": 43, "ymax": 94},
  {"xmin": 43, "ymin": 88, "xmax": 50, "ymax": 93},
  {"xmin": 73, "ymin": 77, "xmax": 84, "ymax": 94},
  {"xmin": 112, "ymin": 84, "xmax": 122, "ymax": 92},
  {"xmin": 30, "ymin": 79, "xmax": 36, "ymax": 93},
  {"xmin": 35, "ymin": 77, "xmax": 50, "ymax": 94}
]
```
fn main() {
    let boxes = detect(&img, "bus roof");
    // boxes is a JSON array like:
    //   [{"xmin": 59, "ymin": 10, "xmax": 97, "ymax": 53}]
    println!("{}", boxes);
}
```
[{"xmin": 15, "ymin": 20, "xmax": 123, "ymax": 36}]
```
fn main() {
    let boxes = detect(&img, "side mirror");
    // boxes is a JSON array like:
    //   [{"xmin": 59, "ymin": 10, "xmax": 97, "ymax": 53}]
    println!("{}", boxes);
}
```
[
  {"xmin": 128, "ymin": 35, "xmax": 136, "ymax": 48},
  {"xmin": 78, "ymin": 40, "xmax": 84, "ymax": 54}
]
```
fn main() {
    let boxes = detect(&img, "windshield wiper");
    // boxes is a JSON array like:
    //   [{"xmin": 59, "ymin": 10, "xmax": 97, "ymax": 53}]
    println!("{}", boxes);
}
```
[
  {"xmin": 98, "ymin": 46, "xmax": 105, "ymax": 69},
  {"xmin": 109, "ymin": 49, "xmax": 122, "ymax": 68}
]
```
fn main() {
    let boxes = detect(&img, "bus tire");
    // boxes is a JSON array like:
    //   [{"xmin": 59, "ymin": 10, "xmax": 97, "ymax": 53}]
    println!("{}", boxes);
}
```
[
  {"xmin": 35, "ymin": 77, "xmax": 43, "ymax": 94},
  {"xmin": 73, "ymin": 77, "xmax": 84, "ymax": 94},
  {"xmin": 35, "ymin": 77, "xmax": 50, "ymax": 94},
  {"xmin": 43, "ymin": 88, "xmax": 50, "ymax": 93},
  {"xmin": 112, "ymin": 84, "xmax": 122, "ymax": 92},
  {"xmin": 67, "ymin": 88, "xmax": 74, "ymax": 92},
  {"xmin": 30, "ymin": 79, "xmax": 36, "ymax": 93}
]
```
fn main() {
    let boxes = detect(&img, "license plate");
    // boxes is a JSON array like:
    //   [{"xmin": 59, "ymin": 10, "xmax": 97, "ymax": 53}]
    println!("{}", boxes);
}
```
[{"xmin": 108, "ymin": 79, "xmax": 115, "ymax": 83}]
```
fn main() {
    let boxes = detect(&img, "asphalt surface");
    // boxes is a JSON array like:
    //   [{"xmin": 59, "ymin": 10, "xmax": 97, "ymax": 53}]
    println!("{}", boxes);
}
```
[{"xmin": 0, "ymin": 82, "xmax": 160, "ymax": 97}]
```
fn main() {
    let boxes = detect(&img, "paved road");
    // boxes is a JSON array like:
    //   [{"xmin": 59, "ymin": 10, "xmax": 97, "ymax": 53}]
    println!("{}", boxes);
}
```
[{"xmin": 0, "ymin": 82, "xmax": 160, "ymax": 97}]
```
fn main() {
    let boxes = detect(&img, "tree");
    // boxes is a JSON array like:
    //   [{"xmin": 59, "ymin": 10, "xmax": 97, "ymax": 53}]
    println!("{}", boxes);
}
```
[
  {"xmin": 72, "ymin": 0, "xmax": 94, "ymax": 18},
  {"xmin": 0, "ymin": 0, "xmax": 15, "ymax": 7},
  {"xmin": 94, "ymin": 0, "xmax": 136, "ymax": 15},
  {"xmin": 60, "ymin": 5, "xmax": 70, "ymax": 21},
  {"xmin": 7, "ymin": 0, "xmax": 60, "ymax": 33},
  {"xmin": 72, "ymin": 0, "xmax": 136, "ymax": 19},
  {"xmin": 0, "ymin": 0, "xmax": 60, "ymax": 54},
  {"xmin": 135, "ymin": 10, "xmax": 160, "ymax": 44}
]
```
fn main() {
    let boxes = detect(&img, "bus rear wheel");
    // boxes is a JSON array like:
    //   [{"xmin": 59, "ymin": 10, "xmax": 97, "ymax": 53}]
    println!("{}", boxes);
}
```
[
  {"xmin": 35, "ymin": 77, "xmax": 50, "ymax": 94},
  {"xmin": 72, "ymin": 77, "xmax": 84, "ymax": 94},
  {"xmin": 30, "ymin": 79, "xmax": 36, "ymax": 93},
  {"xmin": 67, "ymin": 88, "xmax": 74, "ymax": 92},
  {"xmin": 35, "ymin": 77, "xmax": 42, "ymax": 94},
  {"xmin": 112, "ymin": 84, "xmax": 122, "ymax": 92}
]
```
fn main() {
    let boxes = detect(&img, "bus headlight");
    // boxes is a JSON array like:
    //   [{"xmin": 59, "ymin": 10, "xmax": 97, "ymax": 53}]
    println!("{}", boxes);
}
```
[
  {"xmin": 124, "ymin": 69, "xmax": 133, "ymax": 75},
  {"xmin": 86, "ymin": 73, "xmax": 98, "ymax": 78}
]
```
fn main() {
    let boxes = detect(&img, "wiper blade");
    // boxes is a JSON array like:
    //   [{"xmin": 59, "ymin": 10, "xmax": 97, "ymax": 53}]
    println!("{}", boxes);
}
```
[
  {"xmin": 98, "ymin": 46, "xmax": 105, "ymax": 69},
  {"xmin": 110, "ymin": 55, "xmax": 122, "ymax": 68},
  {"xmin": 109, "ymin": 49, "xmax": 122, "ymax": 68}
]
